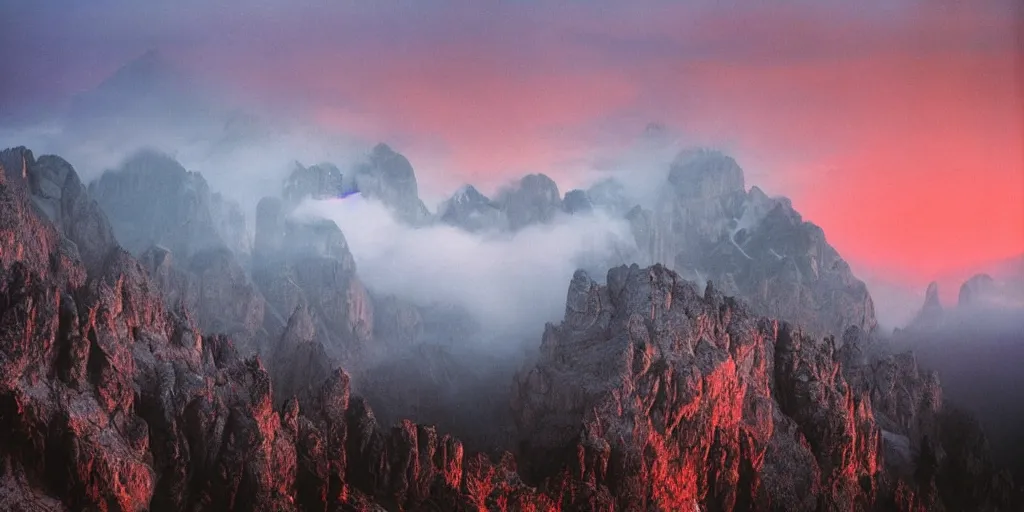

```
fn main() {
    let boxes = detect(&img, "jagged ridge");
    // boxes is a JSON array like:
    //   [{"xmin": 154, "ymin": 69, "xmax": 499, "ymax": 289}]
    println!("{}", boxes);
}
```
[{"xmin": 0, "ymin": 146, "xmax": 1017, "ymax": 511}]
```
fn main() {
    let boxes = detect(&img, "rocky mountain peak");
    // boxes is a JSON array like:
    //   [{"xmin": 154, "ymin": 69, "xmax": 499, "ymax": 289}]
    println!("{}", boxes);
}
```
[
  {"xmin": 88, "ymin": 149, "xmax": 249, "ymax": 258},
  {"xmin": 0, "ymin": 146, "xmax": 31, "ymax": 189},
  {"xmin": 1, "ymin": 146, "xmax": 117, "ymax": 271},
  {"xmin": 626, "ymin": 149, "xmax": 876, "ymax": 338},
  {"xmin": 668, "ymin": 148, "xmax": 746, "ymax": 199},
  {"xmin": 444, "ymin": 184, "xmax": 491, "ymax": 209},
  {"xmin": 437, "ymin": 184, "xmax": 506, "ymax": 232},
  {"xmin": 508, "ymin": 262, "xmax": 1012, "ymax": 509},
  {"xmin": 283, "ymin": 161, "xmax": 352, "ymax": 205},
  {"xmin": 94, "ymin": 49, "xmax": 183, "ymax": 100},
  {"xmin": 66, "ymin": 48, "xmax": 205, "ymax": 129},
  {"xmin": 363, "ymin": 143, "xmax": 417, "ymax": 191},
  {"xmin": 496, "ymin": 173, "xmax": 562, "ymax": 231},
  {"xmin": 353, "ymin": 143, "xmax": 430, "ymax": 225},
  {"xmin": 905, "ymin": 281, "xmax": 946, "ymax": 332},
  {"xmin": 441, "ymin": 173, "xmax": 572, "ymax": 232},
  {"xmin": 562, "ymin": 188, "xmax": 593, "ymax": 215},
  {"xmin": 585, "ymin": 177, "xmax": 633, "ymax": 215},
  {"xmin": 464, "ymin": 184, "xmax": 494, "ymax": 204},
  {"xmin": 518, "ymin": 173, "xmax": 560, "ymax": 198},
  {"xmin": 923, "ymin": 280, "xmax": 944, "ymax": 314},
  {"xmin": 0, "ymin": 145, "xmax": 1019, "ymax": 510},
  {"xmin": 958, "ymin": 273, "xmax": 996, "ymax": 307}
]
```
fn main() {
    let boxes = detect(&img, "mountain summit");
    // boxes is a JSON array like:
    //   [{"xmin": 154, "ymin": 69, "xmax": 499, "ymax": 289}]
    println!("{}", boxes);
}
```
[{"xmin": 67, "ymin": 49, "xmax": 207, "ymax": 128}]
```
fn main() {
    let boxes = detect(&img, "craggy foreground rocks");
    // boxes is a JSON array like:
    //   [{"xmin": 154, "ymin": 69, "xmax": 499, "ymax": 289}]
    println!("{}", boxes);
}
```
[
  {"xmin": 511, "ymin": 265, "xmax": 1019, "ymax": 511},
  {"xmin": 0, "ymin": 146, "xmax": 1019, "ymax": 511},
  {"xmin": 0, "ymin": 147, "xmax": 521, "ymax": 510}
]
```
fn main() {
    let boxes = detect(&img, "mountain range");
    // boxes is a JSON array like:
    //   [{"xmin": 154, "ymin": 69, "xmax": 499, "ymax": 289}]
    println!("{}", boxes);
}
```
[
  {"xmin": 1, "ymin": 139, "xmax": 1020, "ymax": 510},
  {"xmin": 0, "ymin": 50, "xmax": 1021, "ymax": 511}
]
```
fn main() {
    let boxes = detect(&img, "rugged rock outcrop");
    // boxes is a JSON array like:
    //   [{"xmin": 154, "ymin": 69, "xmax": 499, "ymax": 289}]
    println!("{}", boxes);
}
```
[
  {"xmin": 436, "ymin": 148, "xmax": 875, "ymax": 339},
  {"xmin": 439, "ymin": 173, "xmax": 567, "ymax": 233},
  {"xmin": 894, "ymin": 272, "xmax": 1024, "ymax": 481},
  {"xmin": 629, "ymin": 150, "xmax": 877, "ymax": 338},
  {"xmin": 437, "ymin": 185, "xmax": 508, "ymax": 232},
  {"xmin": 282, "ymin": 161, "xmax": 357, "ymax": 207},
  {"xmin": 1, "ymin": 147, "xmax": 117, "ymax": 271},
  {"xmin": 585, "ymin": 178, "xmax": 634, "ymax": 216},
  {"xmin": 252, "ymin": 196, "xmax": 373, "ymax": 364},
  {"xmin": 495, "ymin": 174, "xmax": 563, "ymax": 232},
  {"xmin": 138, "ymin": 245, "xmax": 272, "ymax": 356},
  {"xmin": 0, "ymin": 146, "xmax": 533, "ymax": 511},
  {"xmin": 88, "ymin": 149, "xmax": 250, "ymax": 259},
  {"xmin": 1, "ymin": 146, "xmax": 1017, "ymax": 511},
  {"xmin": 511, "ymin": 264, "xmax": 1017, "ymax": 511},
  {"xmin": 87, "ymin": 150, "xmax": 269, "ymax": 356},
  {"xmin": 906, "ymin": 272, "xmax": 1024, "ymax": 333},
  {"xmin": 958, "ymin": 274, "xmax": 996, "ymax": 308},
  {"xmin": 353, "ymin": 144, "xmax": 431, "ymax": 226},
  {"xmin": 562, "ymin": 189, "xmax": 593, "ymax": 215},
  {"xmin": 909, "ymin": 282, "xmax": 944, "ymax": 330},
  {"xmin": 66, "ymin": 49, "xmax": 211, "ymax": 133}
]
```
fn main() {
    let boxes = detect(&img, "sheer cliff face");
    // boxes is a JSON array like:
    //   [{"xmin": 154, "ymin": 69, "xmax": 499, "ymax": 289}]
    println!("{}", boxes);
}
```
[
  {"xmin": 626, "ymin": 150, "xmax": 877, "ymax": 339},
  {"xmin": 283, "ymin": 162, "xmax": 349, "ymax": 206},
  {"xmin": 511, "ymin": 265, "xmax": 878, "ymax": 510},
  {"xmin": 0, "ymin": 147, "xmax": 473, "ymax": 511},
  {"xmin": 88, "ymin": 149, "xmax": 251, "ymax": 259},
  {"xmin": 511, "ymin": 265, "xmax": 1014, "ymax": 511},
  {"xmin": 353, "ymin": 144, "xmax": 432, "ymax": 226},
  {"xmin": 86, "ymin": 150, "xmax": 265, "ymax": 354},
  {"xmin": 0, "ymin": 146, "xmax": 1017, "ymax": 511}
]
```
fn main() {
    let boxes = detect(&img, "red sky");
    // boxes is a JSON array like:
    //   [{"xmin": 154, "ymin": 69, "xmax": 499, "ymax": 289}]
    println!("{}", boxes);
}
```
[{"xmin": 2, "ymin": 1, "xmax": 1023, "ymax": 292}]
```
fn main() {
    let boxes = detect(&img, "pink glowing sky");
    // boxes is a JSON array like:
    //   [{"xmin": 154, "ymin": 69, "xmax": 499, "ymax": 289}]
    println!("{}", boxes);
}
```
[{"xmin": 2, "ymin": 1, "xmax": 1022, "ymax": 293}]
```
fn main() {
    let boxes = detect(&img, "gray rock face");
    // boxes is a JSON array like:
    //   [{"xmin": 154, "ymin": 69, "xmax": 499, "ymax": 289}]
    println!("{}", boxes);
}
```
[
  {"xmin": 353, "ymin": 144, "xmax": 431, "ymax": 225},
  {"xmin": 283, "ymin": 161, "xmax": 355, "ymax": 206},
  {"xmin": 438, "ymin": 173, "xmax": 568, "ymax": 232},
  {"xmin": 496, "ymin": 173, "xmax": 563, "ymax": 231},
  {"xmin": 510, "ymin": 264, "xmax": 1011, "ymax": 510},
  {"xmin": 958, "ymin": 274, "xmax": 997, "ymax": 308},
  {"xmin": 908, "ymin": 281, "xmax": 945, "ymax": 330},
  {"xmin": 269, "ymin": 303, "xmax": 334, "ymax": 409},
  {"xmin": 66, "ymin": 49, "xmax": 209, "ymax": 132},
  {"xmin": 669, "ymin": 148, "xmax": 746, "ymax": 199},
  {"xmin": 254, "ymin": 196, "xmax": 286, "ymax": 258},
  {"xmin": 0, "ymin": 152, "xmax": 479, "ymax": 510},
  {"xmin": 1, "ymin": 146, "xmax": 1019, "ymax": 510},
  {"xmin": 87, "ymin": 151, "xmax": 267, "ymax": 356},
  {"xmin": 435, "ymin": 147, "xmax": 875, "ymax": 339},
  {"xmin": 586, "ymin": 178, "xmax": 634, "ymax": 216},
  {"xmin": 436, "ymin": 185, "xmax": 507, "ymax": 232},
  {"xmin": 562, "ymin": 189, "xmax": 593, "ymax": 215},
  {"xmin": 626, "ymin": 150, "xmax": 876, "ymax": 338},
  {"xmin": 1, "ymin": 147, "xmax": 118, "ymax": 271},
  {"xmin": 624, "ymin": 205, "xmax": 657, "ymax": 266},
  {"xmin": 139, "ymin": 245, "xmax": 273, "ymax": 356},
  {"xmin": 252, "ymin": 194, "xmax": 372, "ymax": 364},
  {"xmin": 88, "ymin": 150, "xmax": 250, "ymax": 259}
]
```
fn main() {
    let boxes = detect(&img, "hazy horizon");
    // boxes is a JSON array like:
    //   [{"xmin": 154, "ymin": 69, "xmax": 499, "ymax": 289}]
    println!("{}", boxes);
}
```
[{"xmin": 2, "ymin": 0, "xmax": 1023, "ymax": 329}]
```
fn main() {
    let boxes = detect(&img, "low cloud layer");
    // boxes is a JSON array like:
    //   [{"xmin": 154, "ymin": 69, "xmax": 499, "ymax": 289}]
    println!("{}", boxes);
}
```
[{"xmin": 294, "ymin": 195, "xmax": 634, "ymax": 338}]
